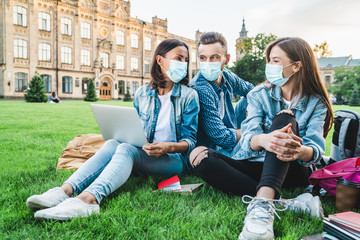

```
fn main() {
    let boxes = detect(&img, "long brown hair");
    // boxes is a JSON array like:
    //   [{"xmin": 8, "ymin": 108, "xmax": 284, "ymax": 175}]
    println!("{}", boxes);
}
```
[
  {"xmin": 265, "ymin": 37, "xmax": 333, "ymax": 137},
  {"xmin": 150, "ymin": 39, "xmax": 189, "ymax": 90}
]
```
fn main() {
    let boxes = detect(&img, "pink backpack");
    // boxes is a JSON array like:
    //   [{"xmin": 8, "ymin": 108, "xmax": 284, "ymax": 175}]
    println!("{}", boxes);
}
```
[{"xmin": 308, "ymin": 157, "xmax": 360, "ymax": 196}]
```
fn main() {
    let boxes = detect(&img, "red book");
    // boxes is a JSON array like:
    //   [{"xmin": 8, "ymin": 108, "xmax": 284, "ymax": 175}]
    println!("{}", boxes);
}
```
[
  {"xmin": 158, "ymin": 175, "xmax": 180, "ymax": 190},
  {"xmin": 329, "ymin": 211, "xmax": 360, "ymax": 230}
]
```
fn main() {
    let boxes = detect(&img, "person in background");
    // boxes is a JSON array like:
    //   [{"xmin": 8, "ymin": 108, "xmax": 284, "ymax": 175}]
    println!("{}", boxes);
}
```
[{"xmin": 48, "ymin": 92, "xmax": 61, "ymax": 103}]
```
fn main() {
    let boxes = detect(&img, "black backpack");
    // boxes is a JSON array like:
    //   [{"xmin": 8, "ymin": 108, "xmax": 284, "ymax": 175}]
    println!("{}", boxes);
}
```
[{"xmin": 330, "ymin": 110, "xmax": 360, "ymax": 163}]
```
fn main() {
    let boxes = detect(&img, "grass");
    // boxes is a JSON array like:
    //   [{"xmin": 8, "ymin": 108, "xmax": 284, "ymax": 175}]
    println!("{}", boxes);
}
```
[{"xmin": 1, "ymin": 100, "xmax": 359, "ymax": 239}]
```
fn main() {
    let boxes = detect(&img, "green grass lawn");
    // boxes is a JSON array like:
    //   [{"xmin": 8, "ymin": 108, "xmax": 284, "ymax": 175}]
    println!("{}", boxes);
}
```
[{"xmin": 1, "ymin": 100, "xmax": 359, "ymax": 239}]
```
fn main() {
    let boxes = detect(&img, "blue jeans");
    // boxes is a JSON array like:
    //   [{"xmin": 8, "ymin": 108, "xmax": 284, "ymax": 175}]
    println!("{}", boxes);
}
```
[{"xmin": 64, "ymin": 139, "xmax": 186, "ymax": 203}]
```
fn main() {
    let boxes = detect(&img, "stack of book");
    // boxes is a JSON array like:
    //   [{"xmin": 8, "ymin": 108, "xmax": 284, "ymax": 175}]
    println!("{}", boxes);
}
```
[{"xmin": 323, "ymin": 211, "xmax": 360, "ymax": 239}]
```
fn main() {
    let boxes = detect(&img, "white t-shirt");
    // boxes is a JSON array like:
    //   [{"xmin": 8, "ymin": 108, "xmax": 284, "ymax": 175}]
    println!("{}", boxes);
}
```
[
  {"xmin": 153, "ymin": 90, "xmax": 177, "ymax": 143},
  {"xmin": 282, "ymin": 94, "xmax": 300, "ymax": 109}
]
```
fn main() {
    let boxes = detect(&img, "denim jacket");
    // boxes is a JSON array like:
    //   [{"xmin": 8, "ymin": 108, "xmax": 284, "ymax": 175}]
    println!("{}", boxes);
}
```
[
  {"xmin": 233, "ymin": 83, "xmax": 327, "ymax": 167},
  {"xmin": 133, "ymin": 83, "xmax": 200, "ymax": 162},
  {"xmin": 189, "ymin": 68, "xmax": 254, "ymax": 150}
]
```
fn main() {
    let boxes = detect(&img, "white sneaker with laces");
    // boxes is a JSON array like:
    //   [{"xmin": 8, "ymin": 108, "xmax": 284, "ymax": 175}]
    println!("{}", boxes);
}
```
[
  {"xmin": 34, "ymin": 198, "xmax": 100, "ymax": 221},
  {"xmin": 285, "ymin": 193, "xmax": 324, "ymax": 218},
  {"xmin": 238, "ymin": 196, "xmax": 288, "ymax": 240},
  {"xmin": 26, "ymin": 187, "xmax": 69, "ymax": 210}
]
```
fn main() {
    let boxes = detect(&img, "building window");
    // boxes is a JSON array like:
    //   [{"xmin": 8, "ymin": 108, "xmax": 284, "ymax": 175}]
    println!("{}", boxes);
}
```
[
  {"xmin": 14, "ymin": 39, "xmax": 27, "ymax": 59},
  {"xmin": 144, "ymin": 60, "xmax": 151, "ymax": 73},
  {"xmin": 144, "ymin": 37, "xmax": 151, "ymax": 51},
  {"xmin": 39, "ymin": 43, "xmax": 51, "ymax": 61},
  {"xmin": 38, "ymin": 12, "xmax": 50, "ymax": 31},
  {"xmin": 13, "ymin": 6, "xmax": 27, "ymax": 26},
  {"xmin": 81, "ymin": 22, "xmax": 91, "ymax": 39},
  {"xmin": 191, "ymin": 51, "xmax": 197, "ymax": 63},
  {"xmin": 131, "ymin": 34, "xmax": 138, "ymax": 48},
  {"xmin": 116, "ymin": 31, "xmax": 124, "ymax": 45},
  {"xmin": 61, "ymin": 47, "xmax": 72, "ymax": 64},
  {"xmin": 41, "ymin": 74, "xmax": 51, "ymax": 92},
  {"xmin": 82, "ymin": 78, "xmax": 89, "ymax": 94},
  {"xmin": 132, "ymin": 81, "xmax": 139, "ymax": 95},
  {"xmin": 118, "ymin": 80, "xmax": 125, "ymax": 95},
  {"xmin": 131, "ymin": 57, "xmax": 138, "ymax": 71},
  {"xmin": 100, "ymin": 53, "xmax": 109, "ymax": 68},
  {"xmin": 325, "ymin": 75, "xmax": 331, "ymax": 84},
  {"xmin": 61, "ymin": 18, "xmax": 72, "ymax": 35},
  {"xmin": 81, "ymin": 50, "xmax": 91, "ymax": 66},
  {"xmin": 116, "ymin": 55, "xmax": 124, "ymax": 70},
  {"xmin": 15, "ymin": 72, "xmax": 28, "ymax": 92},
  {"xmin": 62, "ymin": 76, "xmax": 72, "ymax": 93}
]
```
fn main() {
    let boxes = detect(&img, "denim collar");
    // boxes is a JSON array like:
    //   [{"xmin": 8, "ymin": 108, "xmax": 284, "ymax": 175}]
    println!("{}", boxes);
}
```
[
  {"xmin": 270, "ymin": 85, "xmax": 307, "ymax": 112},
  {"xmin": 148, "ymin": 83, "xmax": 181, "ymax": 97}
]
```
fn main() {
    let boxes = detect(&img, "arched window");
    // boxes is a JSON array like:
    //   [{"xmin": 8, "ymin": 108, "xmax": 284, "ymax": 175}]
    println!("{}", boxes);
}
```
[
  {"xmin": 38, "ymin": 12, "xmax": 50, "ymax": 31},
  {"xmin": 117, "ymin": 31, "xmax": 124, "ymax": 45},
  {"xmin": 131, "ymin": 34, "xmax": 138, "ymax": 48},
  {"xmin": 61, "ymin": 18, "xmax": 72, "ymax": 35},
  {"xmin": 15, "ymin": 72, "xmax": 28, "ymax": 92},
  {"xmin": 82, "ymin": 78, "xmax": 90, "ymax": 94},
  {"xmin": 100, "ymin": 53, "xmax": 109, "ymax": 68},
  {"xmin": 13, "ymin": 6, "xmax": 27, "ymax": 26},
  {"xmin": 132, "ymin": 81, "xmax": 139, "ymax": 95},
  {"xmin": 41, "ymin": 74, "xmax": 51, "ymax": 92},
  {"xmin": 14, "ymin": 39, "xmax": 27, "ymax": 59},
  {"xmin": 81, "ymin": 22, "xmax": 91, "ymax": 39},
  {"xmin": 62, "ymin": 76, "xmax": 72, "ymax": 93},
  {"xmin": 39, "ymin": 43, "xmax": 51, "ymax": 61},
  {"xmin": 145, "ymin": 60, "xmax": 151, "ymax": 73}
]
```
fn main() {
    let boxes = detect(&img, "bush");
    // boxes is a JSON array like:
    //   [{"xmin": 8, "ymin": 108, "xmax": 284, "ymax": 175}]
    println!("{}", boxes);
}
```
[
  {"xmin": 84, "ymin": 79, "xmax": 98, "ymax": 102},
  {"xmin": 24, "ymin": 73, "xmax": 47, "ymax": 102},
  {"xmin": 349, "ymin": 87, "xmax": 360, "ymax": 106},
  {"xmin": 123, "ymin": 86, "xmax": 132, "ymax": 102}
]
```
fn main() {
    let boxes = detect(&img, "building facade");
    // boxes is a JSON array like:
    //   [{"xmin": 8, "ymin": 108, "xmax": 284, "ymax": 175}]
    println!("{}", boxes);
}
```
[
  {"xmin": 0, "ymin": 0, "xmax": 200, "ymax": 100},
  {"xmin": 317, "ymin": 55, "xmax": 360, "ymax": 85}
]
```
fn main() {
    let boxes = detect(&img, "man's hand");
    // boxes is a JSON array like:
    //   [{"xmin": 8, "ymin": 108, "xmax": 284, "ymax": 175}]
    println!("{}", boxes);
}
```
[{"xmin": 142, "ymin": 142, "xmax": 170, "ymax": 157}]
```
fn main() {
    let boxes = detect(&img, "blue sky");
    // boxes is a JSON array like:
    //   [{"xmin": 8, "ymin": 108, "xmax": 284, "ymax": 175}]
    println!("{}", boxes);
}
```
[{"xmin": 131, "ymin": 0, "xmax": 360, "ymax": 64}]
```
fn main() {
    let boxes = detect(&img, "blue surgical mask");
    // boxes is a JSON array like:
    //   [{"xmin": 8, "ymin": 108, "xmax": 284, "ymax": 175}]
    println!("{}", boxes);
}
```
[
  {"xmin": 161, "ymin": 59, "xmax": 188, "ymax": 83},
  {"xmin": 200, "ymin": 62, "xmax": 222, "ymax": 81},
  {"xmin": 265, "ymin": 63, "xmax": 296, "ymax": 86}
]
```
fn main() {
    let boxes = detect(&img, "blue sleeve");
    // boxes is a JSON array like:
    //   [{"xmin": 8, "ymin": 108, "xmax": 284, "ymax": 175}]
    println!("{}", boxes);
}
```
[
  {"xmin": 226, "ymin": 69, "xmax": 254, "ymax": 97},
  {"xmin": 198, "ymin": 87, "xmax": 237, "ymax": 150},
  {"xmin": 297, "ymin": 101, "xmax": 327, "ymax": 167},
  {"xmin": 133, "ymin": 88, "xmax": 140, "ymax": 114},
  {"xmin": 239, "ymin": 91, "xmax": 266, "ymax": 158},
  {"xmin": 178, "ymin": 90, "xmax": 200, "ymax": 155}
]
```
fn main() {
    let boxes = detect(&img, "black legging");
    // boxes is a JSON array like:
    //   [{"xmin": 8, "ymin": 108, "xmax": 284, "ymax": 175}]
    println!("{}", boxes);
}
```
[{"xmin": 192, "ymin": 112, "xmax": 311, "ymax": 198}]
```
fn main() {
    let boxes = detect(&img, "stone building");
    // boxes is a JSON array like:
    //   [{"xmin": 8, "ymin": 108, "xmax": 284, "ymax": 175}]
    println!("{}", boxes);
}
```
[
  {"xmin": 235, "ymin": 18, "xmax": 248, "ymax": 61},
  {"xmin": 317, "ymin": 55, "xmax": 360, "ymax": 85},
  {"xmin": 0, "ymin": 0, "xmax": 200, "ymax": 100}
]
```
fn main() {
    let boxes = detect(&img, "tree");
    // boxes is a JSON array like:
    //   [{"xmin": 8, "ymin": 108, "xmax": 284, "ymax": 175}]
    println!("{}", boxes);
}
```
[
  {"xmin": 332, "ymin": 66, "xmax": 360, "ymax": 103},
  {"xmin": 123, "ymin": 86, "xmax": 132, "ymax": 102},
  {"xmin": 231, "ymin": 33, "xmax": 277, "ymax": 86},
  {"xmin": 349, "ymin": 87, "xmax": 360, "ymax": 106},
  {"xmin": 24, "ymin": 73, "xmax": 47, "ymax": 102},
  {"xmin": 84, "ymin": 79, "xmax": 98, "ymax": 102},
  {"xmin": 313, "ymin": 41, "xmax": 333, "ymax": 58}
]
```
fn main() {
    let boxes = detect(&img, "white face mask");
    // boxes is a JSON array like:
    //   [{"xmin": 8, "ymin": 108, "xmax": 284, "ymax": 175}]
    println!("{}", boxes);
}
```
[
  {"xmin": 160, "ymin": 58, "xmax": 188, "ymax": 83},
  {"xmin": 199, "ymin": 62, "xmax": 222, "ymax": 81},
  {"xmin": 265, "ymin": 62, "xmax": 296, "ymax": 86}
]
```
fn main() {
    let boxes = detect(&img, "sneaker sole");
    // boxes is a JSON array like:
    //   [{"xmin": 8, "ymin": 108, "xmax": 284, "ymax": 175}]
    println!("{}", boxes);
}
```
[{"xmin": 26, "ymin": 199, "xmax": 52, "ymax": 210}]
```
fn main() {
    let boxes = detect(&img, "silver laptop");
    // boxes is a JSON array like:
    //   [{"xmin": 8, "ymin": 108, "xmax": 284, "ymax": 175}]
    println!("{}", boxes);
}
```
[{"xmin": 90, "ymin": 104, "xmax": 148, "ymax": 147}]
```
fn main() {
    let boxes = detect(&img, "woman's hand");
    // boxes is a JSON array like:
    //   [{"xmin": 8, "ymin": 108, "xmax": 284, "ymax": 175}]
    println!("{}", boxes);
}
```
[
  {"xmin": 251, "ymin": 123, "xmax": 303, "ymax": 161},
  {"xmin": 142, "ymin": 142, "xmax": 170, "ymax": 157}
]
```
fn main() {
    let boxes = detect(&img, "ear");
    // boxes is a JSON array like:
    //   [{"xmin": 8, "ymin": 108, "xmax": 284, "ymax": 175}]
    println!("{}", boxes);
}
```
[
  {"xmin": 225, "ymin": 53, "xmax": 231, "ymax": 65},
  {"xmin": 293, "ymin": 61, "xmax": 302, "ymax": 73},
  {"xmin": 156, "ymin": 55, "xmax": 163, "ymax": 65}
]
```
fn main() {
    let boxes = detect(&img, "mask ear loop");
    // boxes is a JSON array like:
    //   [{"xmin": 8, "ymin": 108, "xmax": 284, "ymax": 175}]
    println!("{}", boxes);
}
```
[{"xmin": 283, "ymin": 61, "xmax": 300, "ymax": 79}]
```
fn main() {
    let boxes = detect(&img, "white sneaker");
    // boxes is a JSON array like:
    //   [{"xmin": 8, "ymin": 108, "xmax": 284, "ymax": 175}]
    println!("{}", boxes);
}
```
[
  {"xmin": 238, "ymin": 196, "xmax": 287, "ymax": 240},
  {"xmin": 34, "ymin": 198, "xmax": 100, "ymax": 221},
  {"xmin": 285, "ymin": 193, "xmax": 324, "ymax": 218},
  {"xmin": 26, "ymin": 187, "xmax": 69, "ymax": 210}
]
